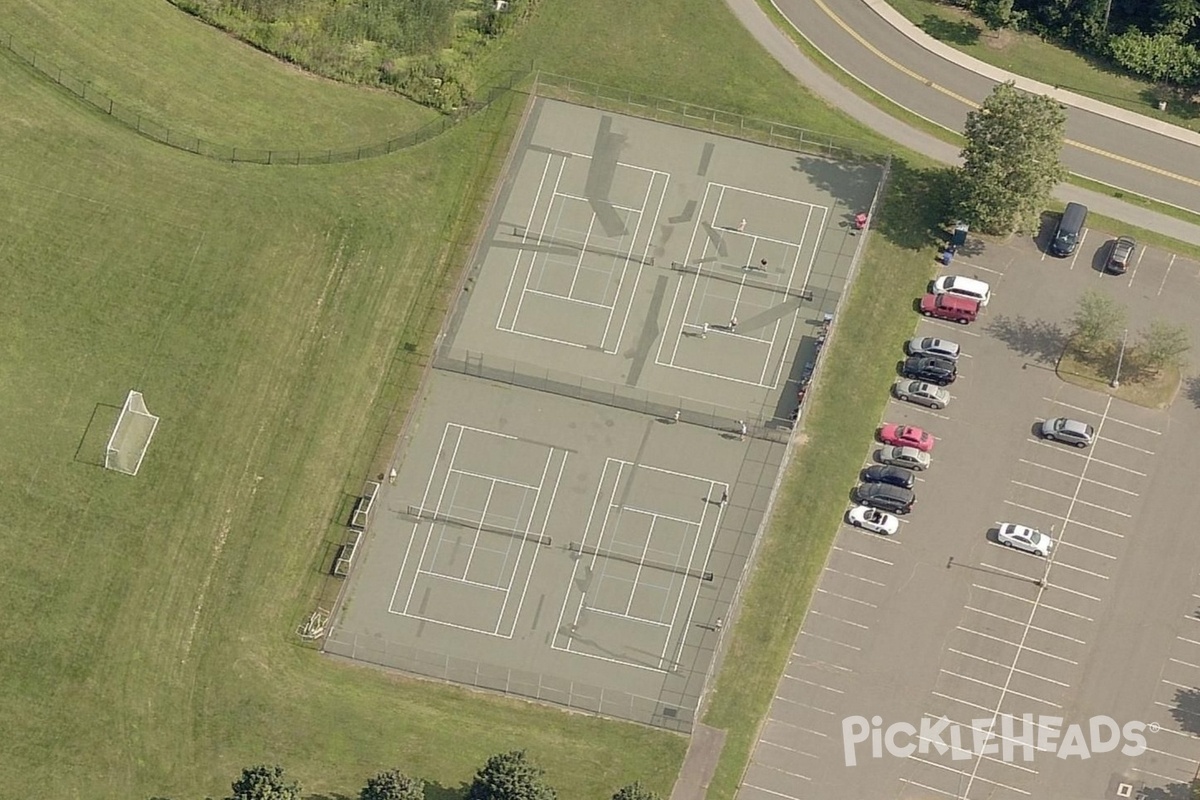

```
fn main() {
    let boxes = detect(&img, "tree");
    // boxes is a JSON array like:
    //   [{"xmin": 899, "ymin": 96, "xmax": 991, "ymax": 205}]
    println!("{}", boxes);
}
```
[
  {"xmin": 1136, "ymin": 319, "xmax": 1191, "ymax": 373},
  {"xmin": 227, "ymin": 765, "xmax": 301, "ymax": 800},
  {"xmin": 361, "ymin": 769, "xmax": 425, "ymax": 800},
  {"xmin": 974, "ymin": 0, "xmax": 1019, "ymax": 29},
  {"xmin": 957, "ymin": 82, "xmax": 1067, "ymax": 235},
  {"xmin": 468, "ymin": 750, "xmax": 557, "ymax": 800},
  {"xmin": 1107, "ymin": 30, "xmax": 1200, "ymax": 85},
  {"xmin": 1069, "ymin": 289, "xmax": 1126, "ymax": 356},
  {"xmin": 612, "ymin": 782, "xmax": 662, "ymax": 800}
]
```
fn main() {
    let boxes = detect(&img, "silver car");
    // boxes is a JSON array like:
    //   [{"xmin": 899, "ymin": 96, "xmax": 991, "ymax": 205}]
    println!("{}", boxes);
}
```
[
  {"xmin": 877, "ymin": 445, "xmax": 930, "ymax": 471},
  {"xmin": 905, "ymin": 336, "xmax": 960, "ymax": 361},
  {"xmin": 1040, "ymin": 417, "xmax": 1094, "ymax": 448},
  {"xmin": 893, "ymin": 379, "xmax": 951, "ymax": 410}
]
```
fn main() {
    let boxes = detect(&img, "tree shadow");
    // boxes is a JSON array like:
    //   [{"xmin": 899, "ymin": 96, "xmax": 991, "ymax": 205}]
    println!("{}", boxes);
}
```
[
  {"xmin": 873, "ymin": 160, "xmax": 960, "ymax": 251},
  {"xmin": 424, "ymin": 780, "xmax": 468, "ymax": 800},
  {"xmin": 1140, "ymin": 780, "xmax": 1197, "ymax": 800},
  {"xmin": 1184, "ymin": 374, "xmax": 1200, "ymax": 408},
  {"xmin": 792, "ymin": 155, "xmax": 888, "ymax": 220},
  {"xmin": 984, "ymin": 315, "xmax": 1066, "ymax": 364},
  {"xmin": 1139, "ymin": 86, "xmax": 1200, "ymax": 122},
  {"xmin": 306, "ymin": 794, "xmax": 353, "ymax": 800},
  {"xmin": 919, "ymin": 14, "xmax": 982, "ymax": 45},
  {"xmin": 1170, "ymin": 685, "xmax": 1200, "ymax": 735}
]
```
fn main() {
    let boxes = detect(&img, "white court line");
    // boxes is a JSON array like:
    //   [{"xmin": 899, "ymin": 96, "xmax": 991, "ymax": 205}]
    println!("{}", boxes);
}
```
[
  {"xmin": 1017, "ymin": 458, "xmax": 1139, "ymax": 496},
  {"xmin": 552, "ymin": 191, "xmax": 642, "ymax": 213},
  {"xmin": 1159, "ymin": 253, "xmax": 1177, "ymax": 296},
  {"xmin": 622, "ymin": 505, "xmax": 704, "ymax": 527},
  {"xmin": 663, "ymin": 360, "xmax": 777, "ymax": 388},
  {"xmin": 816, "ymin": 588, "xmax": 878, "ymax": 608},
  {"xmin": 809, "ymin": 610, "xmax": 869, "ymax": 630},
  {"xmin": 956, "ymin": 627, "xmax": 1079, "ymax": 664},
  {"xmin": 939, "ymin": 670, "xmax": 1061, "ymax": 708},
  {"xmin": 669, "ymin": 183, "xmax": 724, "ymax": 365},
  {"xmin": 1024, "ymin": 438, "xmax": 1148, "ymax": 475},
  {"xmin": 1003, "ymin": 500, "xmax": 1125, "ymax": 538},
  {"xmin": 832, "ymin": 546, "xmax": 893, "ymax": 566},
  {"xmin": 800, "ymin": 631, "xmax": 861, "ymax": 651},
  {"xmin": 761, "ymin": 203, "xmax": 817, "ymax": 387},
  {"xmin": 497, "ymin": 153, "xmax": 556, "ymax": 332},
  {"xmin": 605, "ymin": 171, "xmax": 661, "ymax": 354},
  {"xmin": 400, "ymin": 425, "xmax": 468, "ymax": 615},
  {"xmin": 555, "ymin": 459, "xmax": 617, "ymax": 646},
  {"xmin": 1099, "ymin": 435, "xmax": 1156, "ymax": 455},
  {"xmin": 499, "ymin": 451, "xmax": 565, "ymax": 637},
  {"xmin": 824, "ymin": 567, "xmax": 886, "ymax": 587},
  {"xmin": 449, "ymin": 467, "xmax": 541, "ymax": 491},
  {"xmin": 1009, "ymin": 481, "xmax": 1133, "ymax": 517},
  {"xmin": 727, "ymin": 183, "xmax": 827, "ymax": 206},
  {"xmin": 509, "ymin": 156, "xmax": 568, "ymax": 332},
  {"xmin": 586, "ymin": 605, "xmax": 673, "ymax": 628},
  {"xmin": 906, "ymin": 756, "xmax": 1031, "ymax": 795},
  {"xmin": 522, "ymin": 287, "xmax": 615, "ymax": 310},
  {"xmin": 414, "ymin": 568, "xmax": 506, "ymax": 593},
  {"xmin": 948, "ymin": 648, "xmax": 1071, "ymax": 687},
  {"xmin": 669, "ymin": 480, "xmax": 722, "ymax": 668}
]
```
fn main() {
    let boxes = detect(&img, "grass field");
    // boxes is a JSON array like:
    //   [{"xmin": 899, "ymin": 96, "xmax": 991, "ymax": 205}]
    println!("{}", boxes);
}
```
[{"xmin": 0, "ymin": 0, "xmax": 956, "ymax": 798}]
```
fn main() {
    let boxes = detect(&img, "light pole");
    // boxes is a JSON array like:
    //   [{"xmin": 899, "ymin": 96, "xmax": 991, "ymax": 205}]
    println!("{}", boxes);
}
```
[
  {"xmin": 1111, "ymin": 328, "xmax": 1129, "ymax": 389},
  {"xmin": 1103, "ymin": 0, "xmax": 1113, "ymax": 33}
]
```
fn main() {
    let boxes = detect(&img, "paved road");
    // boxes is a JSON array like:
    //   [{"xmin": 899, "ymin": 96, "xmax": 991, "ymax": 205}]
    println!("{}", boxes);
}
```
[{"xmin": 723, "ymin": 0, "xmax": 1200, "ymax": 246}]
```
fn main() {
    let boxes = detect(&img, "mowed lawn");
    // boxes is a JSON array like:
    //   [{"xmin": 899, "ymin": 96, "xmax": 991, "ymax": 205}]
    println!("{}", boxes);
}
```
[
  {"xmin": 0, "ymin": 0, "xmax": 951, "ymax": 798},
  {"xmin": 0, "ymin": 54, "xmax": 685, "ymax": 800}
]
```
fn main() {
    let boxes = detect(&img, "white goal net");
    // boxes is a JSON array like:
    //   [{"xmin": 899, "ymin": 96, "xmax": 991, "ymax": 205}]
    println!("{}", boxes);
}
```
[{"xmin": 104, "ymin": 390, "xmax": 160, "ymax": 476}]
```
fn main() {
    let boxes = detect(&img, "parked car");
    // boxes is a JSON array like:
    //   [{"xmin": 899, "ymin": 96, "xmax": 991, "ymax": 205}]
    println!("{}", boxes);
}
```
[
  {"xmin": 919, "ymin": 293, "xmax": 978, "ymax": 325},
  {"xmin": 879, "ymin": 424, "xmax": 935, "ymax": 452},
  {"xmin": 906, "ymin": 337, "xmax": 961, "ymax": 361},
  {"xmin": 855, "ymin": 483, "xmax": 915, "ymax": 514},
  {"xmin": 878, "ymin": 445, "xmax": 931, "ymax": 471},
  {"xmin": 997, "ymin": 523, "xmax": 1054, "ymax": 556},
  {"xmin": 893, "ymin": 379, "xmax": 951, "ymax": 410},
  {"xmin": 1105, "ymin": 236, "xmax": 1136, "ymax": 274},
  {"xmin": 862, "ymin": 464, "xmax": 916, "ymax": 490},
  {"xmin": 1040, "ymin": 417, "xmax": 1094, "ymax": 448},
  {"xmin": 848, "ymin": 505, "xmax": 900, "ymax": 535},
  {"xmin": 931, "ymin": 275, "xmax": 991, "ymax": 306},
  {"xmin": 901, "ymin": 355, "xmax": 957, "ymax": 386}
]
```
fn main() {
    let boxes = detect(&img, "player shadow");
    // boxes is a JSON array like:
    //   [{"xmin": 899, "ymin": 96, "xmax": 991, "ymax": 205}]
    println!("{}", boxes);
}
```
[{"xmin": 74, "ymin": 402, "xmax": 123, "ymax": 468}]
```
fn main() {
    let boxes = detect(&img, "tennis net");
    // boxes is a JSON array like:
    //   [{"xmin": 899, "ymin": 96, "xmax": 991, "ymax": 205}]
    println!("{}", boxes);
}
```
[
  {"xmin": 670, "ymin": 261, "xmax": 813, "ymax": 300},
  {"xmin": 406, "ymin": 505, "xmax": 552, "ymax": 546},
  {"xmin": 569, "ymin": 541, "xmax": 714, "ymax": 581}
]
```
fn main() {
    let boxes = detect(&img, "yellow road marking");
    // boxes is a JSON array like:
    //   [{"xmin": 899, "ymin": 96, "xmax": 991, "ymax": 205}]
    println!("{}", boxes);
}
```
[{"xmin": 806, "ymin": 0, "xmax": 1200, "ymax": 189}]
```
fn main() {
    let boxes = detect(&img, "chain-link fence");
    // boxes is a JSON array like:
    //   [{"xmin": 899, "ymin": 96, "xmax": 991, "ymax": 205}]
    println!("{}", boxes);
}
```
[
  {"xmin": 532, "ymin": 71, "xmax": 886, "ymax": 163},
  {"xmin": 433, "ymin": 346, "xmax": 792, "ymax": 443},
  {"xmin": 0, "ymin": 27, "xmax": 526, "ymax": 164}
]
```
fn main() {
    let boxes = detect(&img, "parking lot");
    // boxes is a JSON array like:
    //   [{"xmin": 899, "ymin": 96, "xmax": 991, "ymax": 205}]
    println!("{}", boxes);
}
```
[{"xmin": 739, "ymin": 225, "xmax": 1200, "ymax": 799}]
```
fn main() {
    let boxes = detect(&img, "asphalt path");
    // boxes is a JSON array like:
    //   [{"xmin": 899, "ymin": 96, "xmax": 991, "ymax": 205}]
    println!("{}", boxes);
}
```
[{"xmin": 723, "ymin": 0, "xmax": 1200, "ymax": 245}]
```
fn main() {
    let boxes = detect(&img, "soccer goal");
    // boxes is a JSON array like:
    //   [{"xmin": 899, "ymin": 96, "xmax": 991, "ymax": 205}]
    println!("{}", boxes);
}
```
[{"xmin": 104, "ymin": 390, "xmax": 160, "ymax": 476}]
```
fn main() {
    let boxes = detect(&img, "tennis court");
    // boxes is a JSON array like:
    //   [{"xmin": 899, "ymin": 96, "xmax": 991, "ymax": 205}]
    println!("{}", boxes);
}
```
[{"xmin": 325, "ymin": 97, "xmax": 884, "ymax": 731}]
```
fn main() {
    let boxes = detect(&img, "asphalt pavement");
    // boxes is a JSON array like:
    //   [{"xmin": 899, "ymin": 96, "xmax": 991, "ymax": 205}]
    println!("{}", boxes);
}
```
[{"xmin": 723, "ymin": 0, "xmax": 1200, "ymax": 246}]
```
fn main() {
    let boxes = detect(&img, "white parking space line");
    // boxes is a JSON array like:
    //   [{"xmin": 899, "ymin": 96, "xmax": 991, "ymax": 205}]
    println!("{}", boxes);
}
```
[
  {"xmin": 899, "ymin": 778, "xmax": 960, "ymax": 799},
  {"xmin": 963, "ymin": 606, "xmax": 1088, "ymax": 643},
  {"xmin": 1142, "ymin": 745, "xmax": 1198, "ymax": 764},
  {"xmin": 1169, "ymin": 657, "xmax": 1200, "ymax": 670},
  {"xmin": 844, "ymin": 525, "xmax": 903, "ymax": 545},
  {"xmin": 940, "ymin": 670, "xmax": 1061, "ymax": 708},
  {"xmin": 1005, "ymin": 502, "xmax": 1126, "ymax": 538},
  {"xmin": 742, "ymin": 780, "xmax": 807, "ymax": 798},
  {"xmin": 1069, "ymin": 230, "xmax": 1088, "ymax": 270},
  {"xmin": 1158, "ymin": 253, "xmax": 1176, "ymax": 296},
  {"xmin": 1150, "ymin": 724, "xmax": 1200, "ymax": 741},
  {"xmin": 1056, "ymin": 539, "xmax": 1117, "ymax": 560},
  {"xmin": 787, "ymin": 656, "xmax": 853, "ymax": 674},
  {"xmin": 824, "ymin": 568, "xmax": 886, "ymax": 587},
  {"xmin": 767, "ymin": 718, "xmax": 831, "ymax": 737},
  {"xmin": 906, "ymin": 756, "xmax": 1032, "ymax": 795},
  {"xmin": 1053, "ymin": 561, "xmax": 1110, "ymax": 581},
  {"xmin": 891, "ymin": 403, "xmax": 951, "ymax": 421},
  {"xmin": 928, "ymin": 706, "xmax": 1060, "ymax": 739},
  {"xmin": 759, "ymin": 740, "xmax": 819, "ymax": 759},
  {"xmin": 1161, "ymin": 678, "xmax": 1194, "ymax": 691},
  {"xmin": 1133, "ymin": 766, "xmax": 1189, "ymax": 783},
  {"xmin": 785, "ymin": 675, "xmax": 845, "ymax": 693},
  {"xmin": 964, "ymin": 605, "xmax": 1024, "ymax": 626},
  {"xmin": 948, "ymin": 648, "xmax": 1071, "ymax": 687},
  {"xmin": 924, "ymin": 319, "xmax": 982, "ymax": 337},
  {"xmin": 773, "ymin": 695, "xmax": 835, "ymax": 715},
  {"xmin": 1009, "ymin": 481, "xmax": 1133, "ymax": 517},
  {"xmin": 971, "ymin": 584, "xmax": 1096, "ymax": 620},
  {"xmin": 1023, "ymin": 440, "xmax": 1148, "ymax": 476},
  {"xmin": 1098, "ymin": 435, "xmax": 1155, "ymax": 455},
  {"xmin": 932, "ymin": 692, "xmax": 1000, "ymax": 716},
  {"xmin": 1039, "ymin": 582, "xmax": 1102, "ymax": 603},
  {"xmin": 832, "ymin": 546, "xmax": 893, "ymax": 566},
  {"xmin": 800, "ymin": 631, "xmax": 861, "ymax": 651},
  {"xmin": 1178, "ymin": 635, "xmax": 1200, "ymax": 646},
  {"xmin": 815, "ymin": 588, "xmax": 877, "ymax": 608},
  {"xmin": 978, "ymin": 561, "xmax": 1040, "ymax": 583},
  {"xmin": 955, "ymin": 628, "xmax": 1079, "ymax": 664},
  {"xmin": 1038, "ymin": 602, "xmax": 1094, "ymax": 622},
  {"xmin": 757, "ymin": 765, "xmax": 812, "ymax": 782},
  {"xmin": 1017, "ymin": 459, "xmax": 1139, "ymax": 496},
  {"xmin": 809, "ymin": 610, "xmax": 869, "ymax": 630},
  {"xmin": 1127, "ymin": 241, "xmax": 1144, "ymax": 286},
  {"xmin": 1038, "ymin": 399, "xmax": 1161, "ymax": 435}
]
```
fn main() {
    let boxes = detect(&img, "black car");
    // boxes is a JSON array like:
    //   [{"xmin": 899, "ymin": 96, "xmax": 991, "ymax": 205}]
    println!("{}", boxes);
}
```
[
  {"xmin": 1105, "ymin": 236, "xmax": 1136, "ymax": 274},
  {"xmin": 855, "ymin": 483, "xmax": 915, "ymax": 514},
  {"xmin": 861, "ymin": 464, "xmax": 916, "ymax": 490},
  {"xmin": 901, "ymin": 355, "xmax": 957, "ymax": 386}
]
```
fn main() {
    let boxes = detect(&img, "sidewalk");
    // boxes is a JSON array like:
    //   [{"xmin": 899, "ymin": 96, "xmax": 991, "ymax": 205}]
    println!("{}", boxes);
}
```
[{"xmin": 724, "ymin": 0, "xmax": 1200, "ymax": 247}]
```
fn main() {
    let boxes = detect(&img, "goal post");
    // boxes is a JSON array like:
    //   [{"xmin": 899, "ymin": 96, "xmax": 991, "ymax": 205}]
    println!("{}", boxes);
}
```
[{"xmin": 105, "ymin": 390, "xmax": 159, "ymax": 476}]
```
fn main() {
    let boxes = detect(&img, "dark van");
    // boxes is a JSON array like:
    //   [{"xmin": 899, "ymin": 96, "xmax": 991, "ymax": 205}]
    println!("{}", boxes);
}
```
[
  {"xmin": 919, "ymin": 292, "xmax": 979, "ymax": 325},
  {"xmin": 1050, "ymin": 202, "xmax": 1088, "ymax": 257}
]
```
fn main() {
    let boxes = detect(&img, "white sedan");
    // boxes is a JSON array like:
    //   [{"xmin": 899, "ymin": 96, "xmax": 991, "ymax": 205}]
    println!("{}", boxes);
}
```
[
  {"xmin": 848, "ymin": 504, "xmax": 900, "ymax": 535},
  {"xmin": 997, "ymin": 523, "xmax": 1054, "ymax": 556}
]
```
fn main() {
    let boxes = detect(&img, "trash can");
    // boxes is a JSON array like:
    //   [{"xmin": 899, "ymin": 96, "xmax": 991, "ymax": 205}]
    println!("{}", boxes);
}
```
[
  {"xmin": 941, "ymin": 249, "xmax": 953, "ymax": 266},
  {"xmin": 952, "ymin": 222, "xmax": 969, "ymax": 248}
]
